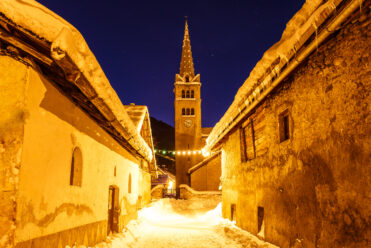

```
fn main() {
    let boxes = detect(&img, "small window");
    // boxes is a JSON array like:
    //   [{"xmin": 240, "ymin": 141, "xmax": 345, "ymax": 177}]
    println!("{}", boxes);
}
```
[
  {"xmin": 258, "ymin": 206, "xmax": 264, "ymax": 233},
  {"xmin": 114, "ymin": 166, "xmax": 116, "ymax": 177},
  {"xmin": 182, "ymin": 108, "xmax": 185, "ymax": 116},
  {"xmin": 182, "ymin": 90, "xmax": 185, "ymax": 98},
  {"xmin": 279, "ymin": 110, "xmax": 290, "ymax": 142},
  {"xmin": 231, "ymin": 204, "xmax": 236, "ymax": 222},
  {"xmin": 240, "ymin": 119, "xmax": 255, "ymax": 162},
  {"xmin": 70, "ymin": 147, "xmax": 83, "ymax": 186},
  {"xmin": 128, "ymin": 173, "xmax": 132, "ymax": 193},
  {"xmin": 185, "ymin": 76, "xmax": 189, "ymax": 82},
  {"xmin": 186, "ymin": 108, "xmax": 190, "ymax": 115},
  {"xmin": 191, "ymin": 108, "xmax": 194, "ymax": 115},
  {"xmin": 186, "ymin": 90, "xmax": 190, "ymax": 98},
  {"xmin": 191, "ymin": 90, "xmax": 194, "ymax": 98}
]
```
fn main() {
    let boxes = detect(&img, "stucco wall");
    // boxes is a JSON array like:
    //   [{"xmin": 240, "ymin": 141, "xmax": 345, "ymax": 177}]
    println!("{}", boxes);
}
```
[
  {"xmin": 190, "ymin": 153, "xmax": 221, "ymax": 191},
  {"xmin": 221, "ymin": 10, "xmax": 370, "ymax": 248},
  {"xmin": 0, "ymin": 56, "xmax": 151, "ymax": 247},
  {"xmin": 0, "ymin": 56, "xmax": 29, "ymax": 248}
]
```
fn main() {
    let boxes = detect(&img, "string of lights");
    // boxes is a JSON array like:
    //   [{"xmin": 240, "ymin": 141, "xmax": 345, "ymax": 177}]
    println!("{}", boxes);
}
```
[
  {"xmin": 154, "ymin": 149, "xmax": 209, "ymax": 156},
  {"xmin": 154, "ymin": 149, "xmax": 203, "ymax": 156}
]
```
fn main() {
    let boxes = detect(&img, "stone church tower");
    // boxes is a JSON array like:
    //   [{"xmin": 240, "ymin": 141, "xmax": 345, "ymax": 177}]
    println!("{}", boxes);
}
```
[{"xmin": 174, "ymin": 20, "xmax": 203, "ymax": 190}]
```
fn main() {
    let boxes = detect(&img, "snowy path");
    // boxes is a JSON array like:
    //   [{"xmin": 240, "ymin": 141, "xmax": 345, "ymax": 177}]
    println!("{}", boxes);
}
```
[{"xmin": 81, "ymin": 199, "xmax": 278, "ymax": 248}]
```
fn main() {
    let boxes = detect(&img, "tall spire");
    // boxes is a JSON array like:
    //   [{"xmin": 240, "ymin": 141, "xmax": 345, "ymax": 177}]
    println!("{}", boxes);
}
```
[{"xmin": 179, "ymin": 19, "xmax": 195, "ymax": 79}]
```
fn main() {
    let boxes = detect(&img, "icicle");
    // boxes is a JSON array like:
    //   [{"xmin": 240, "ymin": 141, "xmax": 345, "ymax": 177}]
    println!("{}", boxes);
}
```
[
  {"xmin": 329, "ymin": 0, "xmax": 337, "ymax": 11},
  {"xmin": 312, "ymin": 22, "xmax": 319, "ymax": 51}
]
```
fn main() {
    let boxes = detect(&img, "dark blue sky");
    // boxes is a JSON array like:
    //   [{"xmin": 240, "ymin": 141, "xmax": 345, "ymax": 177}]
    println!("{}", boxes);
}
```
[{"xmin": 38, "ymin": 0, "xmax": 304, "ymax": 127}]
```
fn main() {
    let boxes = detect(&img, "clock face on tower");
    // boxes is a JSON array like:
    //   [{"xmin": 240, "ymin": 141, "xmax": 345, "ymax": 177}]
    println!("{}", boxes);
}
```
[{"xmin": 184, "ymin": 119, "xmax": 193, "ymax": 128}]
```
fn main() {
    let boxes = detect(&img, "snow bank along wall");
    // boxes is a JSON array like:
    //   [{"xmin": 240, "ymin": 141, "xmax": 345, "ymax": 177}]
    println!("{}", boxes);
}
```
[
  {"xmin": 215, "ymin": 3, "xmax": 370, "ymax": 248},
  {"xmin": 0, "ymin": 1, "xmax": 155, "ymax": 247},
  {"xmin": 179, "ymin": 185, "xmax": 221, "ymax": 210}
]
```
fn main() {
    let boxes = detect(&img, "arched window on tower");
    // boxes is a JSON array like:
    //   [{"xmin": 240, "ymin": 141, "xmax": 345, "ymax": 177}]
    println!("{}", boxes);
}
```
[
  {"xmin": 70, "ymin": 147, "xmax": 83, "ymax": 186},
  {"xmin": 191, "ymin": 90, "xmax": 194, "ymax": 98},
  {"xmin": 185, "ymin": 76, "xmax": 189, "ymax": 82},
  {"xmin": 186, "ymin": 108, "xmax": 190, "ymax": 115},
  {"xmin": 186, "ymin": 90, "xmax": 190, "ymax": 98},
  {"xmin": 182, "ymin": 108, "xmax": 185, "ymax": 115},
  {"xmin": 191, "ymin": 108, "xmax": 194, "ymax": 115},
  {"xmin": 182, "ymin": 90, "xmax": 185, "ymax": 98}
]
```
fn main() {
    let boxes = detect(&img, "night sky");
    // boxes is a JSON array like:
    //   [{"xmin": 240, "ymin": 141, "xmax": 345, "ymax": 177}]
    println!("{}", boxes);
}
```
[{"xmin": 37, "ymin": 0, "xmax": 304, "ymax": 127}]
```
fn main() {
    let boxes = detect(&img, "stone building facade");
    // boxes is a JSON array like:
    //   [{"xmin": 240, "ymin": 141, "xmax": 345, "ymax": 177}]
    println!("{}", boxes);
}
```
[
  {"xmin": 0, "ymin": 1, "xmax": 156, "ymax": 247},
  {"xmin": 204, "ymin": 0, "xmax": 370, "ymax": 247},
  {"xmin": 174, "ymin": 21, "xmax": 220, "ymax": 191}
]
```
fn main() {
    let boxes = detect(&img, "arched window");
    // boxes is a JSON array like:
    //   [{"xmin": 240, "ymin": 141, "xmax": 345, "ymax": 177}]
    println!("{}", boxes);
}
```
[
  {"xmin": 191, "ymin": 108, "xmax": 194, "ymax": 115},
  {"xmin": 186, "ymin": 108, "xmax": 190, "ymax": 115},
  {"xmin": 128, "ymin": 173, "xmax": 132, "ymax": 193},
  {"xmin": 186, "ymin": 90, "xmax": 190, "ymax": 98},
  {"xmin": 70, "ymin": 147, "xmax": 83, "ymax": 186},
  {"xmin": 191, "ymin": 90, "xmax": 194, "ymax": 98},
  {"xmin": 182, "ymin": 108, "xmax": 185, "ymax": 115},
  {"xmin": 182, "ymin": 90, "xmax": 185, "ymax": 98},
  {"xmin": 185, "ymin": 76, "xmax": 189, "ymax": 82}
]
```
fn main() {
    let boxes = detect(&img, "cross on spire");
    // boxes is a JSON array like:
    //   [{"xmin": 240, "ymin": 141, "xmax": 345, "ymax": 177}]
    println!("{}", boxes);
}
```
[{"xmin": 179, "ymin": 19, "xmax": 195, "ymax": 79}]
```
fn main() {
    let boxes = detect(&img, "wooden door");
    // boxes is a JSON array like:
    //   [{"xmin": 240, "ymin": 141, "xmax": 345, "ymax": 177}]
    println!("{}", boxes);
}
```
[{"xmin": 108, "ymin": 186, "xmax": 120, "ymax": 234}]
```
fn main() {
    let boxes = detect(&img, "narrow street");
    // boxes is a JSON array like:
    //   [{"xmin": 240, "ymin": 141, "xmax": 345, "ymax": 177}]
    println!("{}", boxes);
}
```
[{"xmin": 81, "ymin": 199, "xmax": 277, "ymax": 248}]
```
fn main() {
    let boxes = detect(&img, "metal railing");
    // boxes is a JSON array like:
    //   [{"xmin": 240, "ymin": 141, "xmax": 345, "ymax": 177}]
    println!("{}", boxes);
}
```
[{"xmin": 163, "ymin": 188, "xmax": 176, "ymax": 198}]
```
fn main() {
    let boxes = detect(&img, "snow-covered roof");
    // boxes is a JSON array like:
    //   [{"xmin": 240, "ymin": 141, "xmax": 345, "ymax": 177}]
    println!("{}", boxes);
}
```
[
  {"xmin": 124, "ymin": 105, "xmax": 148, "ymax": 132},
  {"xmin": 0, "ymin": 0, "xmax": 153, "ymax": 162},
  {"xmin": 204, "ymin": 0, "xmax": 363, "ymax": 151},
  {"xmin": 201, "ymin": 127, "xmax": 213, "ymax": 137}
]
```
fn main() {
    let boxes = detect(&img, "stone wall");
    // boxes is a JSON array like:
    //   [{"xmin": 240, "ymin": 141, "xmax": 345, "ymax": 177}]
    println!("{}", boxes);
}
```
[
  {"xmin": 221, "ymin": 8, "xmax": 370, "ymax": 248},
  {"xmin": 151, "ymin": 185, "xmax": 165, "ymax": 200}
]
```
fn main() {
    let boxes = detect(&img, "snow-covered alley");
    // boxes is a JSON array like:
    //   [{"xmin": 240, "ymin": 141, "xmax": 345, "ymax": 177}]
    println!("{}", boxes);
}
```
[{"xmin": 76, "ymin": 198, "xmax": 277, "ymax": 248}]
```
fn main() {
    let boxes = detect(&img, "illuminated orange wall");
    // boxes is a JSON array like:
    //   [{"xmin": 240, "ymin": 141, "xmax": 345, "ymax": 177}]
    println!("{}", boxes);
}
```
[{"xmin": 220, "ymin": 10, "xmax": 370, "ymax": 248}]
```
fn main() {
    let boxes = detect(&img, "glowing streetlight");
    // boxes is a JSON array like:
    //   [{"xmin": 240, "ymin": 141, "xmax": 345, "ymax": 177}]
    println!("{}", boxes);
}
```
[{"xmin": 202, "ymin": 148, "xmax": 210, "ymax": 157}]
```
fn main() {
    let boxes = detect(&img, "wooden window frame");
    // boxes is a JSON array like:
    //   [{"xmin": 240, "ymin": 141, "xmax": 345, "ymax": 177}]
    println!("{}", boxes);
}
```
[{"xmin": 240, "ymin": 118, "xmax": 256, "ymax": 162}]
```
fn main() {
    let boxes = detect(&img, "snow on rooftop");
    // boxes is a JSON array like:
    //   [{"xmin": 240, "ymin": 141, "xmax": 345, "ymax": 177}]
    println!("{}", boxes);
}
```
[
  {"xmin": 206, "ymin": 0, "xmax": 355, "ymax": 150},
  {"xmin": 124, "ymin": 105, "xmax": 148, "ymax": 132},
  {"xmin": 0, "ymin": 0, "xmax": 152, "ymax": 161}
]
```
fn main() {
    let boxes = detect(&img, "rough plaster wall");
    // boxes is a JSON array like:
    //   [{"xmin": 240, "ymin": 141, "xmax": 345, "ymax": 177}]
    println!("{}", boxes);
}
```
[
  {"xmin": 0, "ymin": 56, "xmax": 28, "ymax": 248},
  {"xmin": 15, "ymin": 63, "xmax": 147, "ymax": 245},
  {"xmin": 190, "ymin": 165, "xmax": 207, "ymax": 191},
  {"xmin": 222, "ymin": 10, "xmax": 370, "ymax": 248},
  {"xmin": 138, "ymin": 171, "xmax": 151, "ymax": 207},
  {"xmin": 191, "ymin": 154, "xmax": 221, "ymax": 191}
]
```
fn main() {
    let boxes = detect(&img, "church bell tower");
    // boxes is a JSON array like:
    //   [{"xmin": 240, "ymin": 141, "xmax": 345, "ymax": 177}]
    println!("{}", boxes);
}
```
[{"xmin": 174, "ymin": 20, "xmax": 203, "ymax": 190}]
